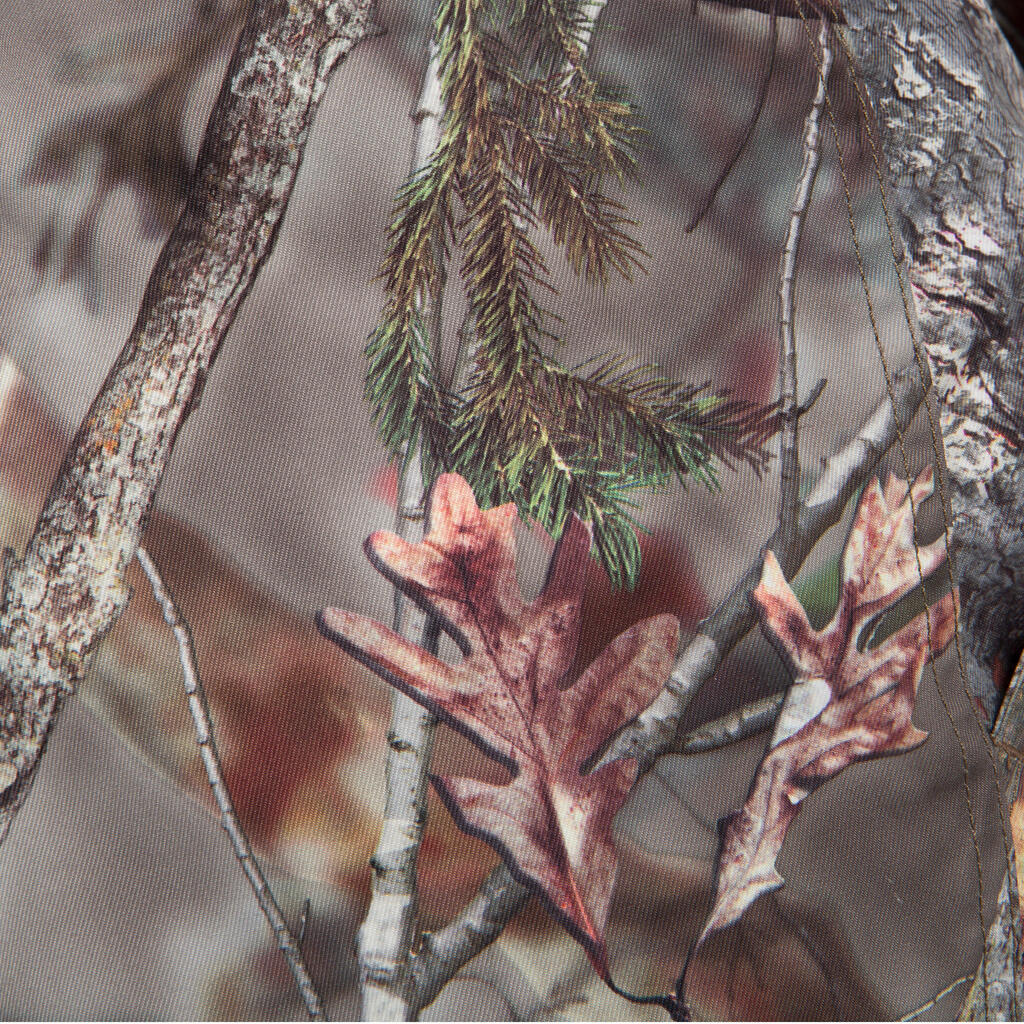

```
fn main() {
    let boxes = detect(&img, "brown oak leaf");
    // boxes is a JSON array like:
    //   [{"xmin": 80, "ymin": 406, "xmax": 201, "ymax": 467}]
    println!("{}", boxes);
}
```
[
  {"xmin": 318, "ymin": 473, "xmax": 680, "ymax": 974},
  {"xmin": 694, "ymin": 467, "xmax": 957, "ymax": 947}
]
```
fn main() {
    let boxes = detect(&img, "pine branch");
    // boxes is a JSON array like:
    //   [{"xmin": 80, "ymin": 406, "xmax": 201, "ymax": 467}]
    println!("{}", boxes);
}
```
[
  {"xmin": 395, "ymin": 364, "xmax": 930, "ymax": 1017},
  {"xmin": 366, "ymin": 0, "xmax": 777, "ymax": 588}
]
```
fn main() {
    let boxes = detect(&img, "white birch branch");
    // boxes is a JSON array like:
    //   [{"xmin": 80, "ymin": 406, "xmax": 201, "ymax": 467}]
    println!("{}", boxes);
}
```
[
  {"xmin": 0, "ymin": 0, "xmax": 378, "ymax": 847},
  {"xmin": 356, "ymin": 40, "xmax": 446, "ymax": 1023},
  {"xmin": 673, "ymin": 692, "xmax": 785, "ymax": 755},
  {"xmin": 135, "ymin": 547, "xmax": 325, "ymax": 1021},
  {"xmin": 357, "ymin": 7, "xmax": 618, "ymax": 1015}
]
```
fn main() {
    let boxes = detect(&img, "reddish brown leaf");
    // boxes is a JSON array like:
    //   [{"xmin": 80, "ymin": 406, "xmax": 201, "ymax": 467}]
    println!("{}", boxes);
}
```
[
  {"xmin": 372, "ymin": 461, "xmax": 711, "ymax": 668},
  {"xmin": 695, "ymin": 468, "xmax": 957, "ymax": 946},
  {"xmin": 318, "ymin": 473, "xmax": 680, "ymax": 973}
]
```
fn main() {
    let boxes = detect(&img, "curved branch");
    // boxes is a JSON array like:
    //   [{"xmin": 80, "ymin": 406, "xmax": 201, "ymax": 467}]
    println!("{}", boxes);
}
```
[
  {"xmin": 0, "ymin": 0, "xmax": 379, "ymax": 842},
  {"xmin": 410, "ymin": 864, "xmax": 531, "ymax": 1016}
]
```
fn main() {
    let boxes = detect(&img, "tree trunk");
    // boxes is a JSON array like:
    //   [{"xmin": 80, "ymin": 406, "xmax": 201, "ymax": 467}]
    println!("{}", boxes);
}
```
[
  {"xmin": 835, "ymin": 0, "xmax": 1024, "ymax": 723},
  {"xmin": 703, "ymin": 0, "xmax": 1024, "ymax": 1014}
]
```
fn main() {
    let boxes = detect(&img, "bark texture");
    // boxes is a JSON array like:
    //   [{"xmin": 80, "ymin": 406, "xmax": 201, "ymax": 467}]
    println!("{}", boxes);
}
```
[
  {"xmin": 836, "ymin": 0, "xmax": 1024, "ymax": 723},
  {"xmin": 0, "ymin": 0, "xmax": 378, "ymax": 843}
]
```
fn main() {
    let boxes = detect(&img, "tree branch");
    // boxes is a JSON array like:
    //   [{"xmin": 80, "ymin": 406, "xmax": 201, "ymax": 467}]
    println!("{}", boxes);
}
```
[
  {"xmin": 673, "ymin": 692, "xmax": 785, "ymax": 755},
  {"xmin": 390, "ymin": 360, "xmax": 929, "ymax": 1019},
  {"xmin": 0, "ymin": 0, "xmax": 379, "ymax": 843},
  {"xmin": 592, "ymin": 359, "xmax": 929, "ymax": 773},
  {"xmin": 959, "ymin": 674, "xmax": 1024, "ymax": 1020},
  {"xmin": 410, "ymin": 864, "xmax": 531, "ymax": 1016},
  {"xmin": 356, "ymin": 40, "xmax": 446, "ymax": 1022},
  {"xmin": 135, "ymin": 547, "xmax": 325, "ymax": 1021},
  {"xmin": 777, "ymin": 17, "xmax": 831, "ymax": 552},
  {"xmin": 959, "ymin": 837, "xmax": 1022, "ymax": 1020},
  {"xmin": 362, "ymin": 7, "xmax": 619, "ymax": 1015}
]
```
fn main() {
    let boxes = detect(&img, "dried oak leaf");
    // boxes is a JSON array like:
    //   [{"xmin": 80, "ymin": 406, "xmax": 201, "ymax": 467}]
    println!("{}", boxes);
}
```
[
  {"xmin": 318, "ymin": 473, "xmax": 680, "ymax": 973},
  {"xmin": 696, "ymin": 467, "xmax": 957, "ymax": 946}
]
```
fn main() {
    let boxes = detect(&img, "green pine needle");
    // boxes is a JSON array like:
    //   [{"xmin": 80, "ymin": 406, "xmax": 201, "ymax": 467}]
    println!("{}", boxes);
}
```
[{"xmin": 365, "ymin": 0, "xmax": 777, "ymax": 588}]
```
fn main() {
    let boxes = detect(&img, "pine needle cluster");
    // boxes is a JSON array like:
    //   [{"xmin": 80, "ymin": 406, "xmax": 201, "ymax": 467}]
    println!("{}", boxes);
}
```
[{"xmin": 366, "ymin": 0, "xmax": 777, "ymax": 587}]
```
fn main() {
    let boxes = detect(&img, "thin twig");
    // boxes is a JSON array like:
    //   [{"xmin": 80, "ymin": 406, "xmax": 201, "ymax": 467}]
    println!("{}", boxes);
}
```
[
  {"xmin": 356, "ymin": 37, "xmax": 446, "ymax": 1023},
  {"xmin": 590, "ymin": 358, "xmax": 929, "ymax": 773},
  {"xmin": 0, "ymin": 0, "xmax": 378, "ymax": 848},
  {"xmin": 777, "ymin": 20, "xmax": 831, "ymax": 552},
  {"xmin": 903, "ymin": 975, "xmax": 973, "ymax": 1021},
  {"xmin": 797, "ymin": 376, "xmax": 827, "ymax": 417},
  {"xmin": 685, "ymin": 0, "xmax": 778, "ymax": 232},
  {"xmin": 135, "ymin": 547, "xmax": 325, "ymax": 1021}
]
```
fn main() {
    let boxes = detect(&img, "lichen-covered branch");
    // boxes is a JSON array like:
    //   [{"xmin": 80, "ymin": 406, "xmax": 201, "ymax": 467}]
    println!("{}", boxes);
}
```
[
  {"xmin": 593, "ymin": 360, "xmax": 928, "ymax": 772},
  {"xmin": 392, "ymin": 361, "xmax": 929, "ymax": 1017},
  {"xmin": 0, "ymin": 0, "xmax": 378, "ymax": 843},
  {"xmin": 704, "ymin": 1, "xmax": 1024, "ymax": 1013},
  {"xmin": 135, "ymin": 547, "xmax": 325, "ymax": 1021}
]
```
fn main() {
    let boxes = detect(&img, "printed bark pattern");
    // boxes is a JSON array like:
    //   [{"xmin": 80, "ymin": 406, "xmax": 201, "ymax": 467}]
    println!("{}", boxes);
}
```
[
  {"xmin": 1010, "ymin": 772, "xmax": 1024, "ymax": 921},
  {"xmin": 319, "ymin": 473, "xmax": 679, "ymax": 973},
  {"xmin": 696, "ymin": 468, "xmax": 957, "ymax": 946}
]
